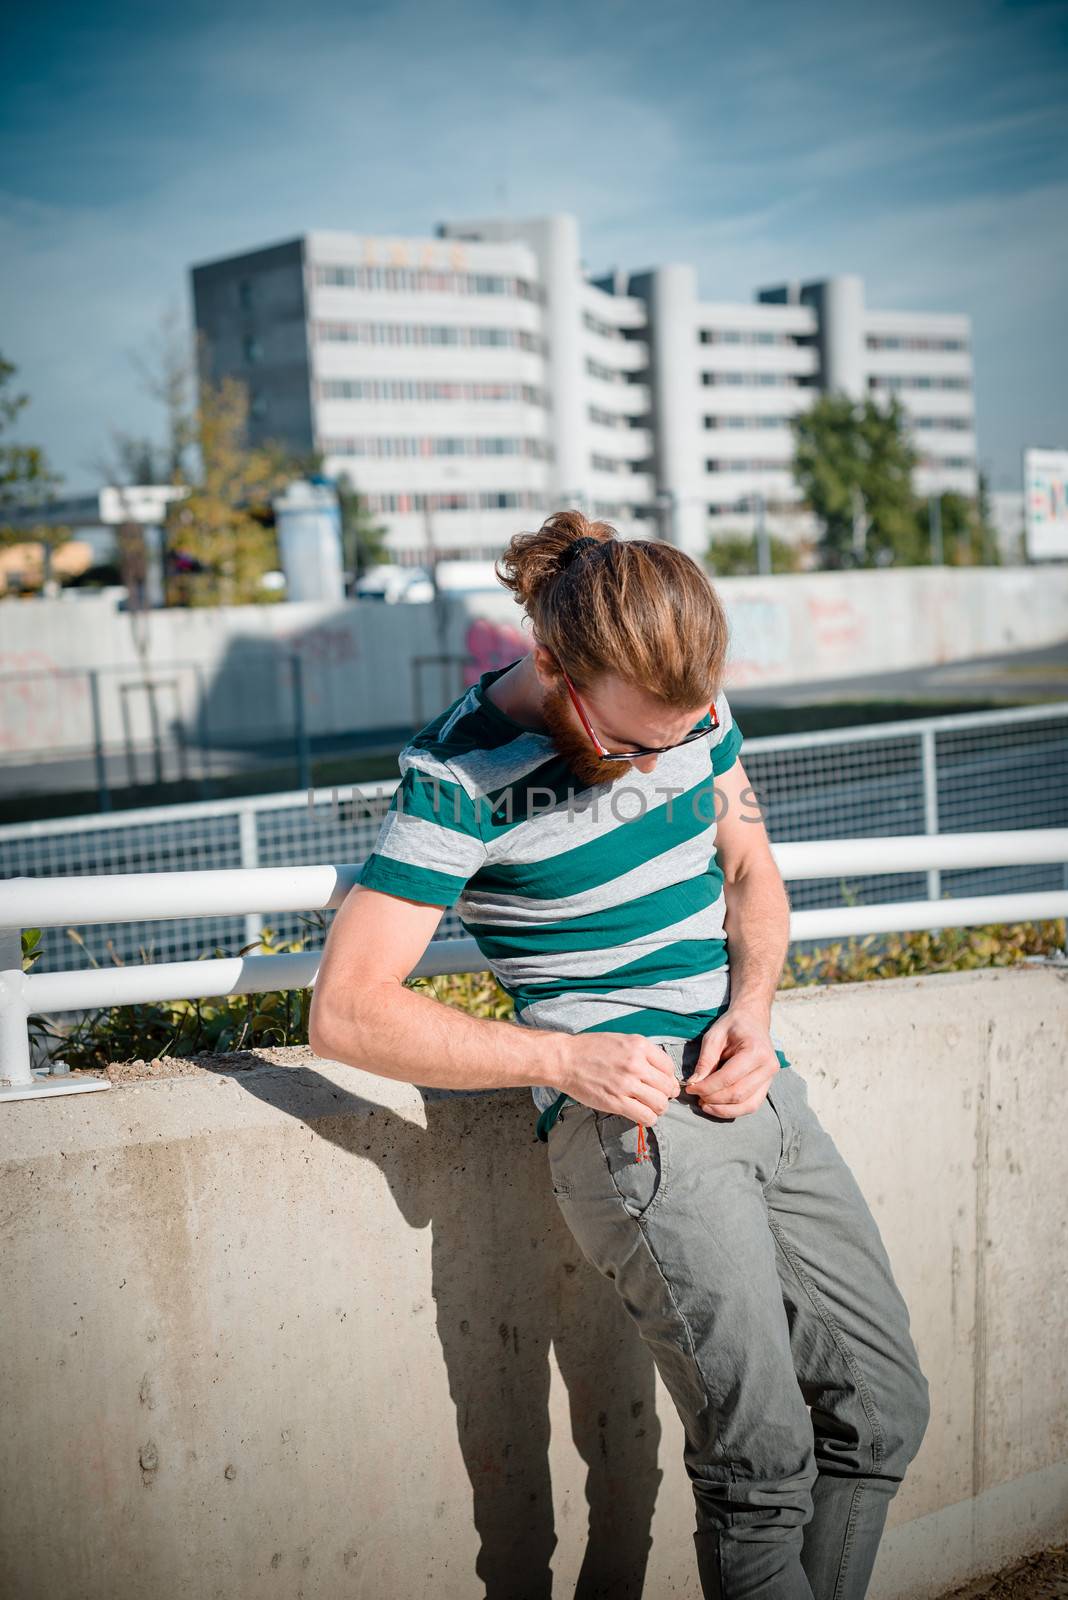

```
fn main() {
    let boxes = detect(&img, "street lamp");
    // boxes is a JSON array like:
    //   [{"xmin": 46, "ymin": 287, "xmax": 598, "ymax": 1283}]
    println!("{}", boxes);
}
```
[
  {"xmin": 927, "ymin": 492, "xmax": 944, "ymax": 565},
  {"xmin": 654, "ymin": 488, "xmax": 677, "ymax": 544}
]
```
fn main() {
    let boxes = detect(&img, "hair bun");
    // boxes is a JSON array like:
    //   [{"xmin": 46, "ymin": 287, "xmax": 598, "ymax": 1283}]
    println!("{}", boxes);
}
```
[{"xmin": 558, "ymin": 535, "xmax": 602, "ymax": 570}]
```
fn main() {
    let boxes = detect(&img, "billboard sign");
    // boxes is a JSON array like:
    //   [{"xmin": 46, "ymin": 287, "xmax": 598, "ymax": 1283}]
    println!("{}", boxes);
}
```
[{"xmin": 1024, "ymin": 448, "xmax": 1068, "ymax": 560}]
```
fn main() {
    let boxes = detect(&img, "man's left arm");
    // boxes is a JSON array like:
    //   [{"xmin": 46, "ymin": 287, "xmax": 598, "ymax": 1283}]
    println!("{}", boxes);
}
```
[{"xmin": 685, "ymin": 756, "xmax": 791, "ymax": 1118}]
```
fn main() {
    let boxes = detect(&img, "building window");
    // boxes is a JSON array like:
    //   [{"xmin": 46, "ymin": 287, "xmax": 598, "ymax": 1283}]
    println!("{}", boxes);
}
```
[
  {"xmin": 317, "ymin": 377, "xmax": 549, "ymax": 406},
  {"xmin": 243, "ymin": 336, "xmax": 263, "ymax": 364},
  {"xmin": 868, "ymin": 374, "xmax": 971, "ymax": 393},
  {"xmin": 698, "ymin": 328, "xmax": 808, "ymax": 347},
  {"xmin": 312, "ymin": 263, "xmax": 542, "ymax": 299},
  {"xmin": 866, "ymin": 334, "xmax": 969, "ymax": 353},
  {"xmin": 314, "ymin": 320, "xmax": 546, "ymax": 354},
  {"xmin": 362, "ymin": 489, "xmax": 544, "ymax": 515},
  {"xmin": 701, "ymin": 371, "xmax": 809, "ymax": 388},
  {"xmin": 321, "ymin": 434, "xmax": 551, "ymax": 460},
  {"xmin": 583, "ymin": 311, "xmax": 622, "ymax": 339},
  {"xmin": 704, "ymin": 415, "xmax": 793, "ymax": 430}
]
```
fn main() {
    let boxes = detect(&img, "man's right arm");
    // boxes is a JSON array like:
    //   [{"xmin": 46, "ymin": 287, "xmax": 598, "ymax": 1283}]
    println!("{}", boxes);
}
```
[{"xmin": 307, "ymin": 884, "xmax": 679, "ymax": 1124}]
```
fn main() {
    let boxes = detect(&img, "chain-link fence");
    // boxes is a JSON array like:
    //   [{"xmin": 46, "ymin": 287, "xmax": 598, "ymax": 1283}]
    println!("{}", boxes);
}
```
[{"xmin": 3, "ymin": 703, "xmax": 1066, "ymax": 974}]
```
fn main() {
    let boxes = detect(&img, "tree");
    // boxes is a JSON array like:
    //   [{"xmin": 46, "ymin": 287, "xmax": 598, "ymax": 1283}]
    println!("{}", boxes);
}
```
[
  {"xmin": 792, "ymin": 392, "xmax": 925, "ymax": 567},
  {"xmin": 100, "ymin": 314, "xmax": 292, "ymax": 607},
  {"xmin": 0, "ymin": 354, "xmax": 70, "ymax": 588},
  {"xmin": 335, "ymin": 471, "xmax": 389, "ymax": 579},
  {"xmin": 918, "ymin": 489, "xmax": 1000, "ymax": 567},
  {"xmin": 291, "ymin": 449, "xmax": 389, "ymax": 583},
  {"xmin": 705, "ymin": 530, "xmax": 805, "ymax": 577},
  {"xmin": 165, "ymin": 376, "xmax": 288, "ymax": 606}
]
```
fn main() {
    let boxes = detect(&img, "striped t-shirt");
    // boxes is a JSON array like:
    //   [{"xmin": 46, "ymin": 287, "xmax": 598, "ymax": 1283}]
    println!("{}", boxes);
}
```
[{"xmin": 357, "ymin": 657, "xmax": 788, "ymax": 1120}]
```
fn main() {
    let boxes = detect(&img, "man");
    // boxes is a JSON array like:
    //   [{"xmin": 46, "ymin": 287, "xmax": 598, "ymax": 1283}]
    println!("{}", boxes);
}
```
[{"xmin": 309, "ymin": 511, "xmax": 930, "ymax": 1598}]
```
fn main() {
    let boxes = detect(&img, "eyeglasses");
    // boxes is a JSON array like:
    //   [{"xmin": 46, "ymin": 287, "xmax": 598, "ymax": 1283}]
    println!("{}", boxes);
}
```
[{"xmin": 558, "ymin": 664, "xmax": 719, "ymax": 762}]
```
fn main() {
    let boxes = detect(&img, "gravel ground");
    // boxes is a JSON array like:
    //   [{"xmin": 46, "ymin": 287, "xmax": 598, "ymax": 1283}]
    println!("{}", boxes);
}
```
[{"xmin": 936, "ymin": 1544, "xmax": 1068, "ymax": 1599}]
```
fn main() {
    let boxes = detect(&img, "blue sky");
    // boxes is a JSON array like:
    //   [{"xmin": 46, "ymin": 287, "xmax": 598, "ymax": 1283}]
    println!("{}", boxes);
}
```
[{"xmin": 2, "ymin": 0, "xmax": 1065, "ymax": 492}]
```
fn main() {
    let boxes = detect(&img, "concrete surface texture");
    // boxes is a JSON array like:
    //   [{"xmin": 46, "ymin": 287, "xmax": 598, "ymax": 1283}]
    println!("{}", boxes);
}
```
[
  {"xmin": 1, "ymin": 563, "xmax": 1067, "ymax": 759},
  {"xmin": 0, "ymin": 964, "xmax": 1066, "ymax": 1600}
]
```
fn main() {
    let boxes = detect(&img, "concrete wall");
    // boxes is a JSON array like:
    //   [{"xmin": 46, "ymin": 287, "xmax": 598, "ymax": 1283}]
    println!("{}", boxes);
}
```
[
  {"xmin": 1, "ymin": 965, "xmax": 1066, "ymax": 1599},
  {"xmin": 2, "ymin": 564, "xmax": 1067, "ymax": 763}
]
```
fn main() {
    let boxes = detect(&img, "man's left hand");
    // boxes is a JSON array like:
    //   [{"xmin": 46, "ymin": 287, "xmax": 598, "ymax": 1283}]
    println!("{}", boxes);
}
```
[{"xmin": 683, "ymin": 1009, "xmax": 780, "ymax": 1119}]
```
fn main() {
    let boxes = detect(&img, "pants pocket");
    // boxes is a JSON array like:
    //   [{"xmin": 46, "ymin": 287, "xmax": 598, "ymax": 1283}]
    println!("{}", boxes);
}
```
[{"xmin": 595, "ymin": 1113, "xmax": 668, "ymax": 1221}]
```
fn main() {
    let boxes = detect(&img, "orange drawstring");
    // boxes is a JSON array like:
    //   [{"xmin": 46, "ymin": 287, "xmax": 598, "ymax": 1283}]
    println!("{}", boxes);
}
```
[{"xmin": 635, "ymin": 1123, "xmax": 651, "ymax": 1163}]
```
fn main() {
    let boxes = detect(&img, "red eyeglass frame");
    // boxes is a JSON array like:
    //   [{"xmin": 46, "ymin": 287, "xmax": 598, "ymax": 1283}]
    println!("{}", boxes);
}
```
[{"xmin": 557, "ymin": 663, "xmax": 719, "ymax": 762}]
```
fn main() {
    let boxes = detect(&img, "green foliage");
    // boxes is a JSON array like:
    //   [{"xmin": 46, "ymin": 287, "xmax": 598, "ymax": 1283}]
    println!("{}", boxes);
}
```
[
  {"xmin": 289, "ymin": 451, "xmax": 389, "ymax": 581},
  {"xmin": 705, "ymin": 530, "xmax": 805, "ymax": 576},
  {"xmin": 405, "ymin": 968, "xmax": 515, "ymax": 1020},
  {"xmin": 31, "ymin": 922, "xmax": 320, "ymax": 1072},
  {"xmin": 33, "ymin": 917, "xmax": 1065, "ymax": 1073},
  {"xmin": 21, "ymin": 928, "xmax": 43, "ymax": 970},
  {"xmin": 165, "ymin": 377, "xmax": 289, "ymax": 606},
  {"xmin": 335, "ymin": 472, "xmax": 389, "ymax": 578},
  {"xmin": 792, "ymin": 392, "xmax": 925, "ymax": 567},
  {"xmin": 0, "ymin": 356, "xmax": 61, "ymax": 517},
  {"xmin": 0, "ymin": 354, "xmax": 69, "ymax": 580},
  {"xmin": 781, "ymin": 919, "xmax": 1064, "ymax": 988},
  {"xmin": 916, "ymin": 488, "xmax": 1000, "ymax": 567}
]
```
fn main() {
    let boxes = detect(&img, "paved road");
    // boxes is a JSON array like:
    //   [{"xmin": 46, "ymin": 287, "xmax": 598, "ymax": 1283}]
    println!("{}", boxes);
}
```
[
  {"xmin": 732, "ymin": 640, "xmax": 1068, "ymax": 710},
  {"xmin": 1, "ymin": 641, "xmax": 1065, "ymax": 814}
]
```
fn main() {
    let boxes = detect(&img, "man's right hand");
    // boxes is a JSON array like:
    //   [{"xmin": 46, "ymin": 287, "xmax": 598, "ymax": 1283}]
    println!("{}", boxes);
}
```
[{"xmin": 556, "ymin": 1034, "xmax": 681, "ymax": 1125}]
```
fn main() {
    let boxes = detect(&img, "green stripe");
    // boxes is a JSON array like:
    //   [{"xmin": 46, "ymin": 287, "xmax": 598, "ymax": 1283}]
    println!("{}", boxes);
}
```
[
  {"xmin": 395, "ymin": 766, "xmax": 486, "ymax": 840},
  {"xmin": 711, "ymin": 721, "xmax": 743, "ymax": 774},
  {"xmin": 507, "ymin": 938, "xmax": 728, "ymax": 1012},
  {"xmin": 473, "ymin": 768, "xmax": 726, "ymax": 899},
  {"xmin": 356, "ymin": 852, "xmax": 469, "ymax": 907},
  {"xmin": 461, "ymin": 860, "xmax": 724, "ymax": 956}
]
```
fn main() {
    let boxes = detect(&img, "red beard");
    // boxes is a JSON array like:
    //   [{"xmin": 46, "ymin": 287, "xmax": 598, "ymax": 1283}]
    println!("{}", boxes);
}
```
[{"xmin": 540, "ymin": 682, "xmax": 634, "ymax": 789}]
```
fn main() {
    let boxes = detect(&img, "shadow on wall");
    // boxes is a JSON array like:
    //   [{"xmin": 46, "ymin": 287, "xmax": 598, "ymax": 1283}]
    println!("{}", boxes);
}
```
[
  {"xmin": 190, "ymin": 606, "xmax": 532, "ymax": 763},
  {"xmin": 233, "ymin": 1058, "xmax": 663, "ymax": 1600}
]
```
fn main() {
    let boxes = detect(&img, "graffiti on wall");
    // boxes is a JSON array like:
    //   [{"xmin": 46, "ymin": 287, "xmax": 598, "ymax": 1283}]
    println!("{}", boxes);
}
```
[
  {"xmin": 0, "ymin": 651, "xmax": 87, "ymax": 753},
  {"xmin": 722, "ymin": 600, "xmax": 792, "ymax": 687},
  {"xmin": 463, "ymin": 618, "xmax": 530, "ymax": 687}
]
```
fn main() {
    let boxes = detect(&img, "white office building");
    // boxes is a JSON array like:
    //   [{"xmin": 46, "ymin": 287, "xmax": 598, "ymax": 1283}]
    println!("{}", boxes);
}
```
[{"xmin": 192, "ymin": 214, "xmax": 977, "ymax": 563}]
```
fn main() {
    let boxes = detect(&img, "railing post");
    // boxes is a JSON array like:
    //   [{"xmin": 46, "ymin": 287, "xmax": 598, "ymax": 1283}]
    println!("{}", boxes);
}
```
[
  {"xmin": 0, "ymin": 927, "xmax": 33, "ymax": 1088},
  {"xmin": 290, "ymin": 654, "xmax": 312, "ymax": 794},
  {"xmin": 921, "ymin": 727, "xmax": 941, "ymax": 903},
  {"xmin": 87, "ymin": 669, "xmax": 111, "ymax": 814},
  {"xmin": 238, "ymin": 805, "xmax": 264, "ymax": 950}
]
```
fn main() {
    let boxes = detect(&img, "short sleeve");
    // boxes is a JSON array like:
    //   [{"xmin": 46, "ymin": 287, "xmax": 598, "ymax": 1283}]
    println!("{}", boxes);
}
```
[
  {"xmin": 356, "ymin": 750, "xmax": 489, "ymax": 908},
  {"xmin": 709, "ymin": 689, "xmax": 743, "ymax": 775}
]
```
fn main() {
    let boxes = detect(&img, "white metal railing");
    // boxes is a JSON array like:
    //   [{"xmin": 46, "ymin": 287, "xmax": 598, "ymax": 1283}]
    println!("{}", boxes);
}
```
[
  {"xmin": 1, "ymin": 828, "xmax": 1066, "ymax": 1102},
  {"xmin": 4, "ymin": 697, "xmax": 1066, "ymax": 975}
]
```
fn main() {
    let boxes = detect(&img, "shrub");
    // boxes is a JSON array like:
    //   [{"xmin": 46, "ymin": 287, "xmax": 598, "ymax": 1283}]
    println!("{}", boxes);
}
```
[{"xmin": 28, "ymin": 916, "xmax": 1065, "ymax": 1072}]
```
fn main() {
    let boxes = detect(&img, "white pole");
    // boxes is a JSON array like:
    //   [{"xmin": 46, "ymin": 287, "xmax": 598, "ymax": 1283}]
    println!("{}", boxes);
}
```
[{"xmin": 0, "ymin": 958, "xmax": 32, "ymax": 1087}]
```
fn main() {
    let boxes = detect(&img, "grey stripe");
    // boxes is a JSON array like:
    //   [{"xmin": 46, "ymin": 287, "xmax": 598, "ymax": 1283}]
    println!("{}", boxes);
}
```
[
  {"xmin": 373, "ymin": 807, "xmax": 486, "ymax": 877},
  {"xmin": 458, "ymin": 828, "xmax": 719, "ymax": 924},
  {"xmin": 518, "ymin": 967, "xmax": 733, "ymax": 1030},
  {"xmin": 487, "ymin": 894, "xmax": 727, "ymax": 985}
]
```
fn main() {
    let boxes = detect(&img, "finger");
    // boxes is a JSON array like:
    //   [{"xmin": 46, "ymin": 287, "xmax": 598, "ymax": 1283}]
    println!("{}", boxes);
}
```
[
  {"xmin": 697, "ymin": 1068, "xmax": 780, "ymax": 1107},
  {"xmin": 697, "ymin": 1072, "xmax": 774, "ymax": 1110},
  {"xmin": 696, "ymin": 1089, "xmax": 768, "ymax": 1119},
  {"xmin": 692, "ymin": 1048, "xmax": 769, "ymax": 1095},
  {"xmin": 617, "ymin": 1092, "xmax": 666, "ymax": 1128},
  {"xmin": 642, "ymin": 1045, "xmax": 681, "ymax": 1097},
  {"xmin": 699, "ymin": 1077, "xmax": 772, "ymax": 1110},
  {"xmin": 686, "ymin": 1033, "xmax": 732, "ymax": 1085}
]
